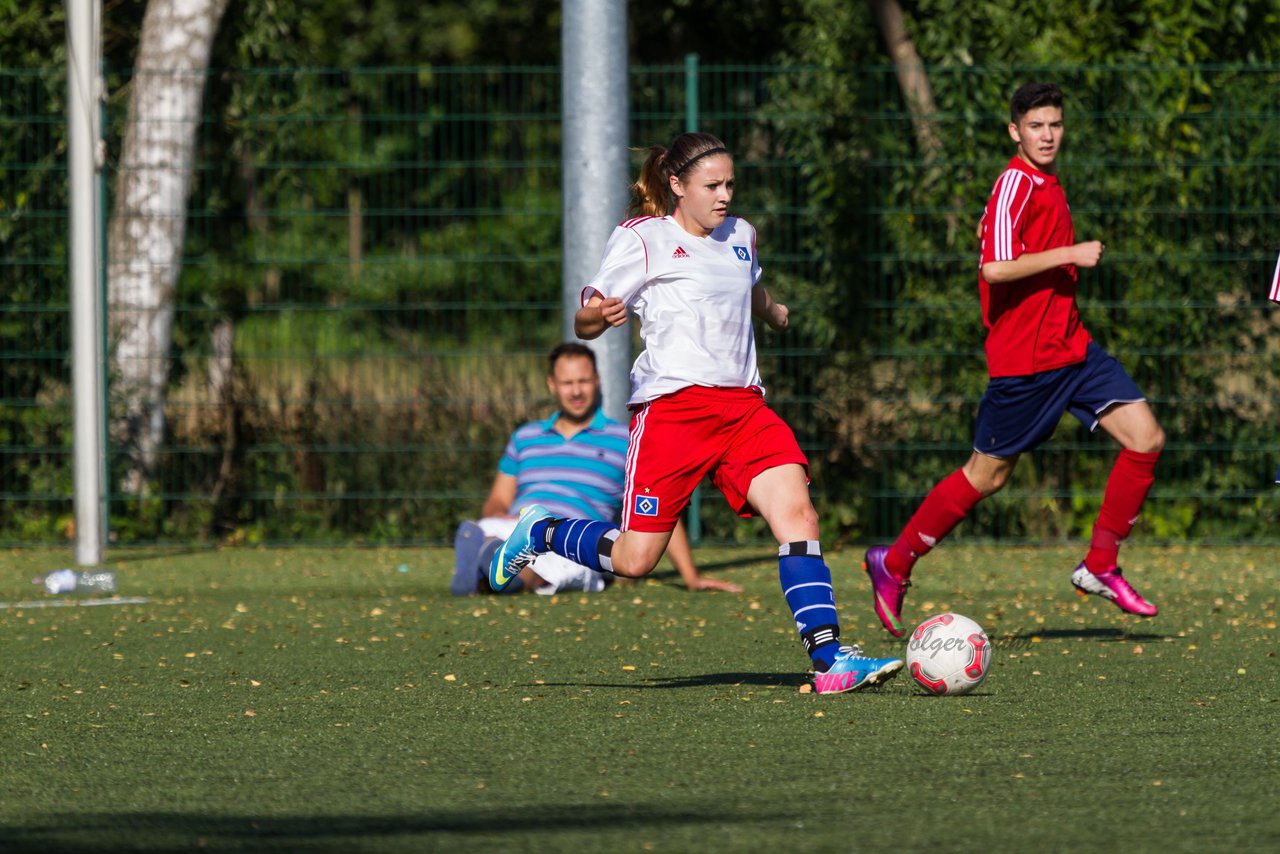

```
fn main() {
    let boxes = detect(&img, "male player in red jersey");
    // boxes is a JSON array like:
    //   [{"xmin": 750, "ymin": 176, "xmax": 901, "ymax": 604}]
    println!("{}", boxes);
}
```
[{"xmin": 863, "ymin": 82, "xmax": 1166, "ymax": 636}]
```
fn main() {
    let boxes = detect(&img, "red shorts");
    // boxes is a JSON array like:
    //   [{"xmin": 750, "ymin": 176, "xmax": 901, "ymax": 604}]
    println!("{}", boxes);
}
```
[{"xmin": 622, "ymin": 386, "xmax": 809, "ymax": 533}]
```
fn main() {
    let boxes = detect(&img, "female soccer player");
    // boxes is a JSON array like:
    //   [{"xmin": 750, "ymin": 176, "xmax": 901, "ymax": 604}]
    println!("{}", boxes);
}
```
[{"xmin": 488, "ymin": 132, "xmax": 902, "ymax": 693}]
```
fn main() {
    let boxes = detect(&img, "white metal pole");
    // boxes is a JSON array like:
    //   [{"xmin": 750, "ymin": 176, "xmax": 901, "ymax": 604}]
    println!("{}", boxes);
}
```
[
  {"xmin": 67, "ymin": 0, "xmax": 105, "ymax": 565},
  {"xmin": 562, "ymin": 0, "xmax": 631, "ymax": 422}
]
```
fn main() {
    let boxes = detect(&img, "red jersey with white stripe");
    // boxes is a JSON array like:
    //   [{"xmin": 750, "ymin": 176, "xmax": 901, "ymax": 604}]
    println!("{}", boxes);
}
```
[
  {"xmin": 978, "ymin": 156, "xmax": 1092, "ymax": 377},
  {"xmin": 582, "ymin": 215, "xmax": 764, "ymax": 405}
]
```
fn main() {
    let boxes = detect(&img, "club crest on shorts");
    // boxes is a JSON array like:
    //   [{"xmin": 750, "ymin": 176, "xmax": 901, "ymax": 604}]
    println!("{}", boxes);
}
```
[
  {"xmin": 733, "ymin": 246, "xmax": 750, "ymax": 261},
  {"xmin": 633, "ymin": 495, "xmax": 660, "ymax": 517}
]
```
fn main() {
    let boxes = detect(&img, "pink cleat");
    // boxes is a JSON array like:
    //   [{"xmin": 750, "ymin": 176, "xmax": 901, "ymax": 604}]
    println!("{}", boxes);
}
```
[
  {"xmin": 863, "ymin": 545, "xmax": 910, "ymax": 637},
  {"xmin": 1071, "ymin": 563, "xmax": 1158, "ymax": 617}
]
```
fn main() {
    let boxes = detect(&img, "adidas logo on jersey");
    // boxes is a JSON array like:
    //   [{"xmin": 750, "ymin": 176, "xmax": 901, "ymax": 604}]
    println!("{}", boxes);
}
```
[{"xmin": 672, "ymin": 246, "xmax": 689, "ymax": 259}]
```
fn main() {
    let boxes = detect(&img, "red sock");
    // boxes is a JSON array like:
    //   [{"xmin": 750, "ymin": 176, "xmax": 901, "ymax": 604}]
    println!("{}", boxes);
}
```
[
  {"xmin": 1085, "ymin": 449, "xmax": 1160, "ymax": 572},
  {"xmin": 886, "ymin": 469, "xmax": 984, "ymax": 578}
]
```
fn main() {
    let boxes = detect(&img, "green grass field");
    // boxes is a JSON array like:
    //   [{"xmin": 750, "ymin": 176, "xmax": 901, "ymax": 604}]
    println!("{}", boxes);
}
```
[{"xmin": 1, "ymin": 544, "xmax": 1276, "ymax": 852}]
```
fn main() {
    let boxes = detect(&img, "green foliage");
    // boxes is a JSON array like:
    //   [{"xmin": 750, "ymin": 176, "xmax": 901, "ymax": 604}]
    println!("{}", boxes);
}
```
[
  {"xmin": 0, "ymin": 62, "xmax": 72, "ymax": 539},
  {"xmin": 0, "ymin": 1, "xmax": 64, "ymax": 66},
  {"xmin": 218, "ymin": 0, "xmax": 807, "ymax": 67},
  {"xmin": 904, "ymin": 0, "xmax": 1279, "ymax": 65},
  {"xmin": 219, "ymin": 0, "xmax": 565, "ymax": 66},
  {"xmin": 3, "ymin": 0, "xmax": 1279, "ymax": 544}
]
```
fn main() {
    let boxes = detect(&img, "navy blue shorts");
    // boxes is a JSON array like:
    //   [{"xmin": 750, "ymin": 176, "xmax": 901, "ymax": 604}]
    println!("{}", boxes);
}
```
[{"xmin": 973, "ymin": 342, "xmax": 1145, "ymax": 458}]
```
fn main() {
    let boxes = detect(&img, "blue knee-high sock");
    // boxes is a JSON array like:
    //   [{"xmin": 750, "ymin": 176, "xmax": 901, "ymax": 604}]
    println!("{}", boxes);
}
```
[
  {"xmin": 529, "ymin": 518, "xmax": 619, "ymax": 574},
  {"xmin": 779, "ymin": 541, "xmax": 842, "ymax": 670}
]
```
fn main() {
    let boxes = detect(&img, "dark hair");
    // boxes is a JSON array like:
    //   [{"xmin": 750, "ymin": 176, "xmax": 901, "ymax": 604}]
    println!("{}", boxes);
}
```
[
  {"xmin": 548, "ymin": 342, "xmax": 597, "ymax": 375},
  {"xmin": 1010, "ymin": 82, "xmax": 1064, "ymax": 123},
  {"xmin": 627, "ymin": 132, "xmax": 730, "ymax": 218}
]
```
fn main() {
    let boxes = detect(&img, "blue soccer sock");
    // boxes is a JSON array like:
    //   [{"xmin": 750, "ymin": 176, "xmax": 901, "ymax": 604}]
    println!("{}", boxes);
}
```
[
  {"xmin": 530, "ymin": 518, "xmax": 619, "ymax": 574},
  {"xmin": 778, "ymin": 541, "xmax": 842, "ymax": 671}
]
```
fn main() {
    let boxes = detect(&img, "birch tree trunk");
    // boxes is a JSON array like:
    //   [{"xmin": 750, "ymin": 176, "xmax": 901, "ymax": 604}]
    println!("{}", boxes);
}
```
[{"xmin": 107, "ymin": 0, "xmax": 229, "ymax": 495}]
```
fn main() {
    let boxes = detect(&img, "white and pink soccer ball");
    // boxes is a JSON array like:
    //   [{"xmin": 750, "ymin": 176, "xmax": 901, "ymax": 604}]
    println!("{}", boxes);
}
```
[{"xmin": 905, "ymin": 613, "xmax": 992, "ymax": 696}]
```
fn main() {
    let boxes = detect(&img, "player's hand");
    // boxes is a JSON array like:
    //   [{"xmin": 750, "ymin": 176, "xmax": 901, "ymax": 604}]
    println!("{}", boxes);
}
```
[
  {"xmin": 599, "ymin": 296, "xmax": 628, "ymax": 328},
  {"xmin": 1073, "ymin": 240, "xmax": 1105, "ymax": 268},
  {"xmin": 765, "ymin": 302, "xmax": 789, "ymax": 331},
  {"xmin": 687, "ymin": 576, "xmax": 744, "ymax": 593}
]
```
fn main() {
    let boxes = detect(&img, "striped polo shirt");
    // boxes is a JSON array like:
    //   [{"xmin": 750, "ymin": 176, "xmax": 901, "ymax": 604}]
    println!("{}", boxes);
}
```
[{"xmin": 500, "ymin": 408, "xmax": 630, "ymax": 522}]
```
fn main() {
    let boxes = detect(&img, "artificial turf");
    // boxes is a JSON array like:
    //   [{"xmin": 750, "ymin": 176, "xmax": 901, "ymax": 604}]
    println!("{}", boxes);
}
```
[{"xmin": 0, "ymin": 544, "xmax": 1276, "ymax": 852}]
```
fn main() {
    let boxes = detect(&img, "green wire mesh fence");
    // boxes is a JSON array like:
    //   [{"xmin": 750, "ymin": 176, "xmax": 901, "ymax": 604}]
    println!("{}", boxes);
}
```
[{"xmin": 2, "ymin": 63, "xmax": 1277, "ymax": 546}]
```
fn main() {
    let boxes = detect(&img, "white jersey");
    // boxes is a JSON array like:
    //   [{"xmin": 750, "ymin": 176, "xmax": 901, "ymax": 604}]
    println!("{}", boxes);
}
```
[{"xmin": 582, "ymin": 214, "xmax": 764, "ymax": 406}]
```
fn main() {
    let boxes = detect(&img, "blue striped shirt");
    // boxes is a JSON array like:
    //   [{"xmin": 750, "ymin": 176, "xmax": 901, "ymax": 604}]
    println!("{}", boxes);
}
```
[{"xmin": 500, "ymin": 409, "xmax": 630, "ymax": 521}]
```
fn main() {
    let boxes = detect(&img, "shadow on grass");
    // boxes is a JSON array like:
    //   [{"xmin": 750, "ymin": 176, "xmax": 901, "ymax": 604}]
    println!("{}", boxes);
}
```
[
  {"xmin": 682, "ymin": 553, "xmax": 776, "ymax": 572},
  {"xmin": 1, "ymin": 803, "xmax": 786, "ymax": 852},
  {"xmin": 640, "ymin": 553, "xmax": 775, "ymax": 584},
  {"xmin": 554, "ymin": 670, "xmax": 803, "ymax": 690},
  {"xmin": 100, "ymin": 545, "xmax": 213, "ymax": 565},
  {"xmin": 542, "ymin": 670, "xmax": 909, "ymax": 693},
  {"xmin": 998, "ymin": 627, "xmax": 1170, "ymax": 644}
]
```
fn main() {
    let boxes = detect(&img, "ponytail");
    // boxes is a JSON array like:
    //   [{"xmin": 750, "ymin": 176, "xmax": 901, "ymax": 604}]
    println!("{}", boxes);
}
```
[{"xmin": 628, "ymin": 146, "xmax": 671, "ymax": 217}]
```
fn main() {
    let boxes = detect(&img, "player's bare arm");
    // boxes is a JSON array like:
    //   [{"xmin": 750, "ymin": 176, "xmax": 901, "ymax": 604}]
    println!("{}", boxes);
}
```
[
  {"xmin": 751, "ymin": 284, "xmax": 789, "ymax": 331},
  {"xmin": 480, "ymin": 471, "xmax": 518, "ymax": 518},
  {"xmin": 982, "ymin": 240, "xmax": 1106, "ymax": 284},
  {"xmin": 574, "ymin": 295, "xmax": 627, "ymax": 339}
]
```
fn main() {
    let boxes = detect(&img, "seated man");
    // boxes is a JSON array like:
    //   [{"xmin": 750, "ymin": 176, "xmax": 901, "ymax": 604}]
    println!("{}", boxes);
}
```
[{"xmin": 452, "ymin": 342, "xmax": 740, "ymax": 596}]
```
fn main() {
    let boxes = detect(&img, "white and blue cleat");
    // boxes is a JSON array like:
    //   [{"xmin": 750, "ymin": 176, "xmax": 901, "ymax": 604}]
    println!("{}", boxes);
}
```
[
  {"xmin": 814, "ymin": 645, "xmax": 904, "ymax": 694},
  {"xmin": 487, "ymin": 504, "xmax": 552, "ymax": 592}
]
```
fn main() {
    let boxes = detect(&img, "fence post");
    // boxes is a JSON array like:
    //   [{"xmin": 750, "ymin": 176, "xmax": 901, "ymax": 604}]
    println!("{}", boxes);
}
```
[{"xmin": 68, "ymin": 0, "xmax": 105, "ymax": 565}]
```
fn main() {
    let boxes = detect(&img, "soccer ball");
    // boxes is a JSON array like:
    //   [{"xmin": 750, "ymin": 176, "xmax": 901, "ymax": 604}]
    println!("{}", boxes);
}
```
[{"xmin": 905, "ymin": 613, "xmax": 992, "ymax": 696}]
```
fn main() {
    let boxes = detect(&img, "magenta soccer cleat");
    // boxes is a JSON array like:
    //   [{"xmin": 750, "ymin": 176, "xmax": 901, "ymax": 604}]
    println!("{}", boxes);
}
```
[
  {"xmin": 863, "ymin": 545, "xmax": 910, "ymax": 637},
  {"xmin": 1071, "ymin": 563, "xmax": 1158, "ymax": 617}
]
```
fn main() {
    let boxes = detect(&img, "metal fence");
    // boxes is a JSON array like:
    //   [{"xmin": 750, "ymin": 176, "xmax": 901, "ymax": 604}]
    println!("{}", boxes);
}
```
[{"xmin": 2, "ymin": 62, "xmax": 1277, "ymax": 547}]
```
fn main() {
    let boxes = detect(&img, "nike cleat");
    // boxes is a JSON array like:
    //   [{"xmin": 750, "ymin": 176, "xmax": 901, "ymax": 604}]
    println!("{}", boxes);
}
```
[
  {"xmin": 863, "ymin": 545, "xmax": 910, "ymax": 637},
  {"xmin": 1071, "ymin": 563, "xmax": 1158, "ymax": 617},
  {"xmin": 487, "ymin": 504, "xmax": 551, "ymax": 593},
  {"xmin": 814, "ymin": 645, "xmax": 904, "ymax": 694}
]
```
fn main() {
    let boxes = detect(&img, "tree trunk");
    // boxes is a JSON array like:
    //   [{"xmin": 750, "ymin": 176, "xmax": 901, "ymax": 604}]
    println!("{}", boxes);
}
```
[
  {"xmin": 206, "ymin": 317, "xmax": 244, "ymax": 538},
  {"xmin": 107, "ymin": 0, "xmax": 229, "ymax": 495},
  {"xmin": 870, "ymin": 0, "xmax": 942, "ymax": 164}
]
